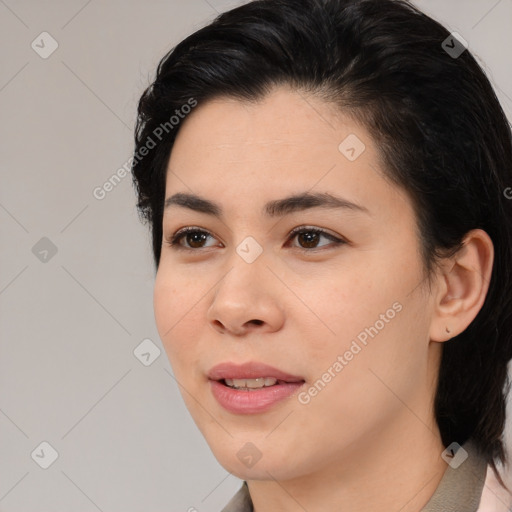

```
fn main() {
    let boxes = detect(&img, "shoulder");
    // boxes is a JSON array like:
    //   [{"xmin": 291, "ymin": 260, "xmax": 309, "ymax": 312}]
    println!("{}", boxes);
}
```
[
  {"xmin": 220, "ymin": 481, "xmax": 253, "ymax": 512},
  {"xmin": 422, "ymin": 440, "xmax": 489, "ymax": 511}
]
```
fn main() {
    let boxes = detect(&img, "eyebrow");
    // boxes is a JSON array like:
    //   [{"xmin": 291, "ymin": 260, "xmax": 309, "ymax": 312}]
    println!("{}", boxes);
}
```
[{"xmin": 164, "ymin": 191, "xmax": 371, "ymax": 218}]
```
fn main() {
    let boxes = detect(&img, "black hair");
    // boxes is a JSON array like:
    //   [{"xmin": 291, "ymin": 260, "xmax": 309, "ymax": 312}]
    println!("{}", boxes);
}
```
[{"xmin": 131, "ymin": 0, "xmax": 512, "ymax": 488}]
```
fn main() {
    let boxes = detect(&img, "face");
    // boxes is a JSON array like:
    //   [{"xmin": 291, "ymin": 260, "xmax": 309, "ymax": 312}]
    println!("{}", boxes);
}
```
[{"xmin": 154, "ymin": 86, "xmax": 442, "ymax": 481}]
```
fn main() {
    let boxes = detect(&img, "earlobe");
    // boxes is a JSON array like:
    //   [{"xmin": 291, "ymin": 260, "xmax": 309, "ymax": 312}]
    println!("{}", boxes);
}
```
[{"xmin": 429, "ymin": 229, "xmax": 494, "ymax": 343}]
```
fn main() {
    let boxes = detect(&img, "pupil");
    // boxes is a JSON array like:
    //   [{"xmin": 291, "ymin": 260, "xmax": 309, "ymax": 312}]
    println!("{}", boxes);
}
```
[
  {"xmin": 188, "ymin": 232, "xmax": 206, "ymax": 248},
  {"xmin": 299, "ymin": 232, "xmax": 318, "ymax": 248}
]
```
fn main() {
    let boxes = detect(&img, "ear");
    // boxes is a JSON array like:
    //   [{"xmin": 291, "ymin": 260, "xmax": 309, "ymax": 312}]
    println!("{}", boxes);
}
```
[{"xmin": 429, "ymin": 229, "xmax": 494, "ymax": 343}]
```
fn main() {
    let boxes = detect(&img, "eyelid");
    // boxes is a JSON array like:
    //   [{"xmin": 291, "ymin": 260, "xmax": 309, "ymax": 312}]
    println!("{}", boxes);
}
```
[
  {"xmin": 167, "ymin": 226, "xmax": 221, "ymax": 250},
  {"xmin": 287, "ymin": 225, "xmax": 344, "ymax": 244},
  {"xmin": 165, "ymin": 225, "xmax": 347, "ymax": 252}
]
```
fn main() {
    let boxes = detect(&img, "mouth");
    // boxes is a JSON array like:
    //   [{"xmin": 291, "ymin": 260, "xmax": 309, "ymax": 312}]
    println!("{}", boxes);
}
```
[
  {"xmin": 219, "ymin": 376, "xmax": 303, "ymax": 390},
  {"xmin": 207, "ymin": 361, "xmax": 306, "ymax": 413},
  {"xmin": 207, "ymin": 361, "xmax": 305, "ymax": 386}
]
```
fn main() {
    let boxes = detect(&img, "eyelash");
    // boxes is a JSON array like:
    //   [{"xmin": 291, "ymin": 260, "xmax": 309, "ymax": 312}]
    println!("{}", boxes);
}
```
[{"xmin": 164, "ymin": 225, "xmax": 347, "ymax": 253}]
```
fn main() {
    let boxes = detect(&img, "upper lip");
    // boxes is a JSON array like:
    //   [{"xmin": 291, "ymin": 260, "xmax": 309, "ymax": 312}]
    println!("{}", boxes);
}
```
[{"xmin": 208, "ymin": 361, "xmax": 305, "ymax": 382}]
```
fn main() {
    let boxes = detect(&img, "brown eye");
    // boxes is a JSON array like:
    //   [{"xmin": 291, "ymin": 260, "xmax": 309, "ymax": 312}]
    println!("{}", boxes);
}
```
[
  {"xmin": 184, "ymin": 231, "xmax": 209, "ymax": 248},
  {"xmin": 166, "ymin": 228, "xmax": 218, "ymax": 250},
  {"xmin": 164, "ymin": 226, "xmax": 346, "ymax": 252},
  {"xmin": 296, "ymin": 231, "xmax": 321, "ymax": 248},
  {"xmin": 288, "ymin": 227, "xmax": 346, "ymax": 251}
]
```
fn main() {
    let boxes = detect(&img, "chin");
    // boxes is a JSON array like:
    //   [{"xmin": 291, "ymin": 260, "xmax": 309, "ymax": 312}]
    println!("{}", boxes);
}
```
[{"xmin": 213, "ymin": 447, "xmax": 305, "ymax": 481}]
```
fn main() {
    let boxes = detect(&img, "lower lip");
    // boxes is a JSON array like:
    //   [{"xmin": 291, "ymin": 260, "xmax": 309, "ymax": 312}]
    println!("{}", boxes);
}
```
[{"xmin": 209, "ymin": 380, "xmax": 305, "ymax": 414}]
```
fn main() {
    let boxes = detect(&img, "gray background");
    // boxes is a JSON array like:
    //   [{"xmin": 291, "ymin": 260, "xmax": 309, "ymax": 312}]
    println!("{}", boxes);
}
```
[{"xmin": 0, "ymin": 1, "xmax": 511, "ymax": 511}]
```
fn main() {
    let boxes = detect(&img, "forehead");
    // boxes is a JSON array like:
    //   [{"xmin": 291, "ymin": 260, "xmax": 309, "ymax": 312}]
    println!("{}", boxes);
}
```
[
  {"xmin": 164, "ymin": 86, "xmax": 412, "ymax": 223},
  {"xmin": 171, "ymin": 87, "xmax": 351, "ymax": 159}
]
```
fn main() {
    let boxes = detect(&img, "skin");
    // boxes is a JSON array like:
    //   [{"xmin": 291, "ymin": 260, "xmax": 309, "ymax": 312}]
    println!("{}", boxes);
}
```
[{"xmin": 153, "ymin": 85, "xmax": 494, "ymax": 512}]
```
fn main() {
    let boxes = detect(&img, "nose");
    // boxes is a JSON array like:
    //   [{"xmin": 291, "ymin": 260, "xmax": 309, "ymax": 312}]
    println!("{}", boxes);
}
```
[{"xmin": 206, "ymin": 255, "xmax": 285, "ymax": 337}]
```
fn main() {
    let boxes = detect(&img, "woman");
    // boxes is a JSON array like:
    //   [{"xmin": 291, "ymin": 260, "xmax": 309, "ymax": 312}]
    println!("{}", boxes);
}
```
[{"xmin": 131, "ymin": 0, "xmax": 512, "ymax": 510}]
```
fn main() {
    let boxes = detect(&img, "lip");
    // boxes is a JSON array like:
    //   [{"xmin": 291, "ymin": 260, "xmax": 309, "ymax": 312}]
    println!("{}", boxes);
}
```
[
  {"xmin": 207, "ymin": 361, "xmax": 306, "ymax": 414},
  {"xmin": 207, "ymin": 361, "xmax": 305, "ymax": 382}
]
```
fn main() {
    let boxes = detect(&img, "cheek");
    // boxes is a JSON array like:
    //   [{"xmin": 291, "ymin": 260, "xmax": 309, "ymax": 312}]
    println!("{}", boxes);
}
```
[
  {"xmin": 300, "ymin": 249, "xmax": 427, "ymax": 373},
  {"xmin": 153, "ymin": 267, "xmax": 197, "ymax": 360},
  {"xmin": 297, "ymin": 261, "xmax": 401, "ymax": 340},
  {"xmin": 153, "ymin": 271, "xmax": 172, "ymax": 336}
]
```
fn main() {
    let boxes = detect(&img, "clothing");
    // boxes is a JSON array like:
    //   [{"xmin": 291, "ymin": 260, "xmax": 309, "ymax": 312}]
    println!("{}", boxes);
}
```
[{"xmin": 221, "ymin": 439, "xmax": 488, "ymax": 512}]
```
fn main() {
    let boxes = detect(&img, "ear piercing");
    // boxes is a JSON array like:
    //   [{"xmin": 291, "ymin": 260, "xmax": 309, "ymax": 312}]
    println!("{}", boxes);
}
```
[{"xmin": 446, "ymin": 327, "xmax": 451, "ymax": 334}]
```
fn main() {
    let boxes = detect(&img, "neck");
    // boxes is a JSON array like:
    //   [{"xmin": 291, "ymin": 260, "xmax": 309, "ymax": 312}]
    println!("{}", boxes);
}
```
[{"xmin": 247, "ymin": 415, "xmax": 448, "ymax": 512}]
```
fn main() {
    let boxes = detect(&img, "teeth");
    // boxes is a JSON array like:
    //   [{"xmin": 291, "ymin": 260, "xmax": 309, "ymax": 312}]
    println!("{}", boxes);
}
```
[{"xmin": 224, "ymin": 377, "xmax": 278, "ymax": 389}]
